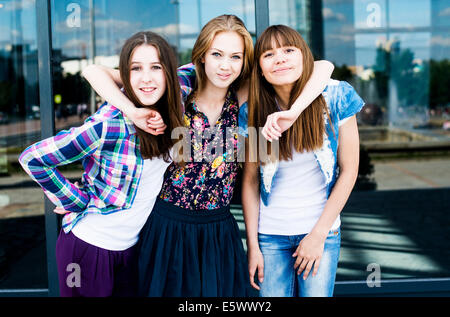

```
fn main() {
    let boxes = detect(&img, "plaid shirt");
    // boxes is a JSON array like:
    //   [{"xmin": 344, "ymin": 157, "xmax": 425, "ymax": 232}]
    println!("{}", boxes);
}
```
[{"xmin": 19, "ymin": 103, "xmax": 143, "ymax": 233}]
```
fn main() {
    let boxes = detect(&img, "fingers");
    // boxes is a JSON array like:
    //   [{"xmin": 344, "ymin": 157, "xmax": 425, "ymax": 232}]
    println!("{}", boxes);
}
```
[
  {"xmin": 262, "ymin": 114, "xmax": 282, "ymax": 142},
  {"xmin": 147, "ymin": 116, "xmax": 167, "ymax": 136},
  {"xmin": 147, "ymin": 118, "xmax": 165, "ymax": 129},
  {"xmin": 249, "ymin": 261, "xmax": 264, "ymax": 291},
  {"xmin": 249, "ymin": 266, "xmax": 260, "ymax": 291},
  {"xmin": 258, "ymin": 262, "xmax": 264, "ymax": 285},
  {"xmin": 156, "ymin": 125, "xmax": 167, "ymax": 134},
  {"xmin": 146, "ymin": 129, "xmax": 164, "ymax": 136},
  {"xmin": 311, "ymin": 257, "xmax": 321, "ymax": 278},
  {"xmin": 293, "ymin": 255, "xmax": 321, "ymax": 280},
  {"xmin": 302, "ymin": 261, "xmax": 315, "ymax": 280},
  {"xmin": 293, "ymin": 244, "xmax": 322, "ymax": 280},
  {"xmin": 294, "ymin": 256, "xmax": 307, "ymax": 274},
  {"xmin": 266, "ymin": 115, "xmax": 282, "ymax": 139},
  {"xmin": 272, "ymin": 116, "xmax": 281, "ymax": 132},
  {"xmin": 53, "ymin": 207, "xmax": 69, "ymax": 215},
  {"xmin": 146, "ymin": 125, "xmax": 167, "ymax": 136}
]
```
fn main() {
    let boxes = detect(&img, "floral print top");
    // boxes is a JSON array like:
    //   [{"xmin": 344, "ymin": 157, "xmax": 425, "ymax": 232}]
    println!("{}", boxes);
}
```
[{"xmin": 159, "ymin": 90, "xmax": 240, "ymax": 210}]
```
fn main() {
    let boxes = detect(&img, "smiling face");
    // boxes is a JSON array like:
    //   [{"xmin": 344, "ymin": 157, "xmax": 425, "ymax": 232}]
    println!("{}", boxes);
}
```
[
  {"xmin": 129, "ymin": 44, "xmax": 166, "ymax": 106},
  {"xmin": 259, "ymin": 41, "xmax": 303, "ymax": 91},
  {"xmin": 202, "ymin": 31, "xmax": 244, "ymax": 90}
]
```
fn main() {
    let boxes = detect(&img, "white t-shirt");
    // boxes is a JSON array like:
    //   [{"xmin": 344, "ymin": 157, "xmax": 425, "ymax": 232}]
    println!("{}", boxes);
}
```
[
  {"xmin": 258, "ymin": 150, "xmax": 340, "ymax": 236},
  {"xmin": 72, "ymin": 156, "xmax": 172, "ymax": 251}
]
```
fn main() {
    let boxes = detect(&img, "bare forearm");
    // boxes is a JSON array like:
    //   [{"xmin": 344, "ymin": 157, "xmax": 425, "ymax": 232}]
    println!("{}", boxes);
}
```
[
  {"xmin": 82, "ymin": 65, "xmax": 136, "ymax": 116},
  {"xmin": 311, "ymin": 169, "xmax": 358, "ymax": 239},
  {"xmin": 242, "ymin": 164, "xmax": 261, "ymax": 249},
  {"xmin": 311, "ymin": 117, "xmax": 359, "ymax": 238},
  {"xmin": 290, "ymin": 60, "xmax": 334, "ymax": 117}
]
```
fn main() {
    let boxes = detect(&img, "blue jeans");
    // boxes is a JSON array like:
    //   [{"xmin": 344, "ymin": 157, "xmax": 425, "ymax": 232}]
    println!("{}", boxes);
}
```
[{"xmin": 258, "ymin": 228, "xmax": 341, "ymax": 297}]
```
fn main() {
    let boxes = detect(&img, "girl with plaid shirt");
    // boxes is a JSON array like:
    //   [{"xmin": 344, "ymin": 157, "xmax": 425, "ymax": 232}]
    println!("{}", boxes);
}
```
[{"xmin": 19, "ymin": 31, "xmax": 184, "ymax": 297}]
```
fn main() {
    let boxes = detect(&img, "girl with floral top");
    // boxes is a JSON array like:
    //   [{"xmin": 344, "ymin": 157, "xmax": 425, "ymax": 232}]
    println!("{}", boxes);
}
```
[
  {"xmin": 19, "ymin": 32, "xmax": 184, "ymax": 296},
  {"xmin": 242, "ymin": 25, "xmax": 364, "ymax": 297},
  {"xmin": 82, "ymin": 15, "xmax": 334, "ymax": 297}
]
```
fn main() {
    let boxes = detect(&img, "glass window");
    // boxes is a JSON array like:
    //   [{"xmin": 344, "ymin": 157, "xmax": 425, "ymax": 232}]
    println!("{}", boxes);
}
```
[
  {"xmin": 0, "ymin": 0, "xmax": 47, "ymax": 289},
  {"xmin": 388, "ymin": 0, "xmax": 430, "ymax": 28},
  {"xmin": 269, "ymin": 0, "xmax": 450, "ymax": 282},
  {"xmin": 269, "ymin": 0, "xmax": 307, "ymax": 35}
]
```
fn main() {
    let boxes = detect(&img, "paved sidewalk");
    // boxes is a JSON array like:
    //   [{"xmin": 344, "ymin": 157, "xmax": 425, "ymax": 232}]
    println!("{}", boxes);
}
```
[{"xmin": 373, "ymin": 158, "xmax": 450, "ymax": 190}]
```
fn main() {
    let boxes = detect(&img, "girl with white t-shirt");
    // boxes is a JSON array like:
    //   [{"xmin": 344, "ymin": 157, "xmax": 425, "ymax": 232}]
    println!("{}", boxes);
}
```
[{"xmin": 242, "ymin": 25, "xmax": 364, "ymax": 297}]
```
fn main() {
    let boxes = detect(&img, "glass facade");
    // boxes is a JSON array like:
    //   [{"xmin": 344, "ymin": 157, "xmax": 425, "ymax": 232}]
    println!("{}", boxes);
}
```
[
  {"xmin": 0, "ymin": 0, "xmax": 47, "ymax": 290},
  {"xmin": 0, "ymin": 0, "xmax": 449, "ymax": 294}
]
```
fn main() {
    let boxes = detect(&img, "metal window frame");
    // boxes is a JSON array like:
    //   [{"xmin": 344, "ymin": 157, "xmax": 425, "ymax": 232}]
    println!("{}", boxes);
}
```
[
  {"xmin": 36, "ymin": 0, "xmax": 59, "ymax": 297},
  {"xmin": 1, "ymin": 0, "xmax": 449, "ymax": 298},
  {"xmin": 0, "ymin": 0, "xmax": 58, "ymax": 297},
  {"xmin": 255, "ymin": 0, "xmax": 269, "ymax": 38}
]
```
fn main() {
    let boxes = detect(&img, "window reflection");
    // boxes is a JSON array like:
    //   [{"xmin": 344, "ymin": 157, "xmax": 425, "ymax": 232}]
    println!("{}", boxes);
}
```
[
  {"xmin": 0, "ymin": 0, "xmax": 47, "ymax": 289},
  {"xmin": 388, "ymin": 0, "xmax": 430, "ymax": 28},
  {"xmin": 1, "ymin": 0, "xmax": 449, "ymax": 293}
]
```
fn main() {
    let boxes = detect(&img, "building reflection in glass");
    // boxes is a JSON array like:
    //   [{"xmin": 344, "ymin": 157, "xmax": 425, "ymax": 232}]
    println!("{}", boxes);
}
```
[
  {"xmin": 0, "ymin": 0, "xmax": 449, "ymax": 292},
  {"xmin": 0, "ymin": 0, "xmax": 47, "ymax": 290}
]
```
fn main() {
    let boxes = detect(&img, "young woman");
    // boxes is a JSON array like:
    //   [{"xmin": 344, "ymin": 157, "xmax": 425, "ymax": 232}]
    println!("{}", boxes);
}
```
[
  {"xmin": 242, "ymin": 25, "xmax": 364, "ymax": 297},
  {"xmin": 82, "ymin": 15, "xmax": 334, "ymax": 297},
  {"xmin": 19, "ymin": 31, "xmax": 184, "ymax": 297}
]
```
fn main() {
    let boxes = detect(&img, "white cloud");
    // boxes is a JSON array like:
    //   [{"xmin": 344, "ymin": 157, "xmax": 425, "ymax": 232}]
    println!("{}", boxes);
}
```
[
  {"xmin": 438, "ymin": 7, "xmax": 450, "ymax": 17},
  {"xmin": 431, "ymin": 36, "xmax": 450, "ymax": 46},
  {"xmin": 1, "ymin": 0, "xmax": 34, "ymax": 12},
  {"xmin": 62, "ymin": 38, "xmax": 89, "ymax": 50},
  {"xmin": 326, "ymin": 34, "xmax": 354, "ymax": 42},
  {"xmin": 149, "ymin": 23, "xmax": 197, "ymax": 36},
  {"xmin": 322, "ymin": 7, "xmax": 346, "ymax": 22}
]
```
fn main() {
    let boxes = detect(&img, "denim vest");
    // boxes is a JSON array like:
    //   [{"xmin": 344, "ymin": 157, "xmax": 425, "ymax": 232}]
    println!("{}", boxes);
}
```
[{"xmin": 238, "ymin": 80, "xmax": 364, "ymax": 206}]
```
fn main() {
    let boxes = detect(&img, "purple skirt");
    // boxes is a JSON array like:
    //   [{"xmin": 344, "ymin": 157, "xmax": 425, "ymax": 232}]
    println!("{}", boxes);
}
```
[{"xmin": 55, "ymin": 229, "xmax": 138, "ymax": 297}]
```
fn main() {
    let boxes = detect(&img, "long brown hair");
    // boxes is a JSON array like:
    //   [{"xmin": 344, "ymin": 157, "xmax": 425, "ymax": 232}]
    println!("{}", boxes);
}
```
[
  {"xmin": 188, "ymin": 14, "xmax": 254, "ymax": 105},
  {"xmin": 119, "ymin": 31, "xmax": 183, "ymax": 161},
  {"xmin": 248, "ymin": 25, "xmax": 330, "ymax": 163}
]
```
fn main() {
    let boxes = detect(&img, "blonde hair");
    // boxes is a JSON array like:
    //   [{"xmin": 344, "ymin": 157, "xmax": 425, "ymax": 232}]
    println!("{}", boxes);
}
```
[{"xmin": 190, "ymin": 15, "xmax": 253, "ymax": 100}]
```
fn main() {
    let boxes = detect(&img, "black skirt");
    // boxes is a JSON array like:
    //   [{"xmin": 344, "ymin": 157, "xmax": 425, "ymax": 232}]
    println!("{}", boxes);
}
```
[{"xmin": 137, "ymin": 198, "xmax": 250, "ymax": 297}]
